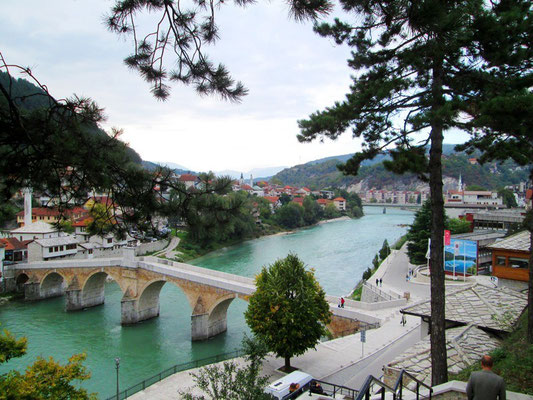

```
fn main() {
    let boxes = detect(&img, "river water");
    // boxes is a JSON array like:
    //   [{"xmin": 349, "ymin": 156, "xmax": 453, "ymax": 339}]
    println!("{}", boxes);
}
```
[{"xmin": 0, "ymin": 207, "xmax": 412, "ymax": 398}]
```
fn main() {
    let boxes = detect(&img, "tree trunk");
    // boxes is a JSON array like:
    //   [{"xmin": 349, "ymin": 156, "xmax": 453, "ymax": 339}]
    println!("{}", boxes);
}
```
[
  {"xmin": 527, "ymin": 222, "xmax": 533, "ymax": 344},
  {"xmin": 284, "ymin": 356, "xmax": 291, "ymax": 371},
  {"xmin": 429, "ymin": 53, "xmax": 448, "ymax": 386},
  {"xmin": 527, "ymin": 175, "xmax": 533, "ymax": 344}
]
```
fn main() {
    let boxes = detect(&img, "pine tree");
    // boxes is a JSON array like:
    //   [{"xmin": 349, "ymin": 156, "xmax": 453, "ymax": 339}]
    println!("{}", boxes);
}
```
[{"xmin": 296, "ymin": 1, "xmax": 532, "ymax": 384}]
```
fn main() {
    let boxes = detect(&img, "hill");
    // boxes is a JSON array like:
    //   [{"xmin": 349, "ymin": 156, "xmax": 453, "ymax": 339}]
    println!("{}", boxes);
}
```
[
  {"xmin": 271, "ymin": 148, "xmax": 529, "ymax": 191},
  {"xmin": 0, "ymin": 71, "xmax": 142, "ymax": 165}
]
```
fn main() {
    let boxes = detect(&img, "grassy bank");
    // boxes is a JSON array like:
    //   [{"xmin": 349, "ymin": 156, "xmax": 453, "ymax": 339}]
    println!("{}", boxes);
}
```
[{"xmin": 451, "ymin": 312, "xmax": 533, "ymax": 395}]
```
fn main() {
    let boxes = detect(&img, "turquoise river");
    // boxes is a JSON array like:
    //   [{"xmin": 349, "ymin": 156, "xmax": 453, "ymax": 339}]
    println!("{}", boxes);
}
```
[{"xmin": 0, "ymin": 206, "xmax": 413, "ymax": 398}]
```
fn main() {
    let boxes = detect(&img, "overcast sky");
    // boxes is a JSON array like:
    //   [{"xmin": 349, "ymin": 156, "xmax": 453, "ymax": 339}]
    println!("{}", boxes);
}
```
[{"xmin": 1, "ymin": 1, "xmax": 467, "ymax": 173}]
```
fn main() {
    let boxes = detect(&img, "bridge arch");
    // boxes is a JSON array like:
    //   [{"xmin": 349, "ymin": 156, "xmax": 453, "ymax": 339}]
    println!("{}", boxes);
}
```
[
  {"xmin": 15, "ymin": 273, "xmax": 29, "ymax": 292},
  {"xmin": 39, "ymin": 271, "xmax": 67, "ymax": 299},
  {"xmin": 206, "ymin": 293, "xmax": 237, "ymax": 338},
  {"xmin": 137, "ymin": 279, "xmax": 167, "ymax": 321}
]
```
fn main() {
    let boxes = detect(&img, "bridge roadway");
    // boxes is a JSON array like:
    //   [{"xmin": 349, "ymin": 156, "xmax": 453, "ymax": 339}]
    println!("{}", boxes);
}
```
[{"xmin": 14, "ymin": 249, "xmax": 381, "ymax": 341}]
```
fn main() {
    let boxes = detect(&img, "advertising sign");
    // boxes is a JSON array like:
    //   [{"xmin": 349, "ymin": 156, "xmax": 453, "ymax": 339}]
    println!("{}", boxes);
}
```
[{"xmin": 444, "ymin": 239, "xmax": 478, "ymax": 276}]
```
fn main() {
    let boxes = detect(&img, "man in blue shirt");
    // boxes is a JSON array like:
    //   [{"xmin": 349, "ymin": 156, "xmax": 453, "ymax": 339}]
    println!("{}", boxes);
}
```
[{"xmin": 466, "ymin": 355, "xmax": 506, "ymax": 400}]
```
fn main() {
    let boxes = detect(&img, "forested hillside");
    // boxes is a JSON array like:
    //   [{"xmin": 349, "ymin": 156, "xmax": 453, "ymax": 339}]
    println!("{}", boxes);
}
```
[
  {"xmin": 272, "ymin": 148, "xmax": 529, "ymax": 191},
  {"xmin": 0, "ymin": 71, "xmax": 142, "ymax": 165}
]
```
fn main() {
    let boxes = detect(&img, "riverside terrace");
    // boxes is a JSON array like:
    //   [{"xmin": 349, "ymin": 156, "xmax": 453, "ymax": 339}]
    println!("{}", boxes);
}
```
[{"xmin": 13, "ymin": 248, "xmax": 383, "ymax": 341}]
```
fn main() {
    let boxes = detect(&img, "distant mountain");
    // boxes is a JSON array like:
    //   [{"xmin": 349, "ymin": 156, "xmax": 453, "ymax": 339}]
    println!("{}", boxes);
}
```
[
  {"xmin": 0, "ymin": 71, "xmax": 143, "ymax": 165},
  {"xmin": 271, "ymin": 146, "xmax": 528, "ymax": 191},
  {"xmin": 216, "ymin": 166, "xmax": 287, "ymax": 180}
]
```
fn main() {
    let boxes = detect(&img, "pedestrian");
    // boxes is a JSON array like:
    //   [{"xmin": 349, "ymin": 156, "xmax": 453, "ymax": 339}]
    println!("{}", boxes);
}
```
[
  {"xmin": 466, "ymin": 355, "xmax": 506, "ymax": 400},
  {"xmin": 400, "ymin": 314, "xmax": 406, "ymax": 326},
  {"xmin": 406, "ymin": 274, "xmax": 409, "ymax": 282},
  {"xmin": 379, "ymin": 278, "xmax": 382, "ymax": 287},
  {"xmin": 340, "ymin": 297, "xmax": 345, "ymax": 308},
  {"xmin": 376, "ymin": 278, "xmax": 379, "ymax": 287}
]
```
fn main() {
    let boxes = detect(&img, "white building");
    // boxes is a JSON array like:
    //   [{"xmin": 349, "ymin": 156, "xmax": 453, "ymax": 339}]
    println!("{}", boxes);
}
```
[
  {"xmin": 10, "ymin": 221, "xmax": 60, "ymax": 242},
  {"xmin": 27, "ymin": 236, "xmax": 79, "ymax": 262}
]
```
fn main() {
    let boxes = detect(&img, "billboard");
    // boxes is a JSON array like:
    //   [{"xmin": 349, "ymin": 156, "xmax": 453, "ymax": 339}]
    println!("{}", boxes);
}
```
[{"xmin": 444, "ymin": 239, "xmax": 477, "ymax": 275}]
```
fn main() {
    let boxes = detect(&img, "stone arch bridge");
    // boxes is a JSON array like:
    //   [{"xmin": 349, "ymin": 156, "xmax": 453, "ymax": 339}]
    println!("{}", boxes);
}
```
[{"xmin": 14, "ymin": 250, "xmax": 380, "ymax": 341}]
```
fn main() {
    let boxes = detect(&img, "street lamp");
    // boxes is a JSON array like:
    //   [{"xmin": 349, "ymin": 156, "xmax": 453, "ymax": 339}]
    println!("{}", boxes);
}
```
[{"xmin": 115, "ymin": 357, "xmax": 120, "ymax": 399}]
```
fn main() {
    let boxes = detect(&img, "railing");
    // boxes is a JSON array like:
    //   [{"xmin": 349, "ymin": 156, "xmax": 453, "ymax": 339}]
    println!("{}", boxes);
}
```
[
  {"xmin": 105, "ymin": 349, "xmax": 245, "ymax": 400},
  {"xmin": 355, "ymin": 369, "xmax": 433, "ymax": 400},
  {"xmin": 364, "ymin": 283, "xmax": 401, "ymax": 301},
  {"xmin": 283, "ymin": 379, "xmax": 359, "ymax": 400}
]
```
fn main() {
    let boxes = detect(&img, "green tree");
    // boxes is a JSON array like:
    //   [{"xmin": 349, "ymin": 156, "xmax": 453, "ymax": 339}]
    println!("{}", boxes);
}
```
[
  {"xmin": 379, "ymin": 240, "xmax": 391, "ymax": 261},
  {"xmin": 447, "ymin": 218, "xmax": 472, "ymax": 235},
  {"xmin": 245, "ymin": 254, "xmax": 331, "ymax": 371},
  {"xmin": 279, "ymin": 193, "xmax": 292, "ymax": 206},
  {"xmin": 0, "ymin": 328, "xmax": 95, "ymax": 399},
  {"xmin": 465, "ymin": 184, "xmax": 487, "ymax": 191},
  {"xmin": 179, "ymin": 336, "xmax": 270, "ymax": 400},
  {"xmin": 302, "ymin": 195, "xmax": 322, "ymax": 225},
  {"xmin": 406, "ymin": 201, "xmax": 436, "ymax": 266},
  {"xmin": 275, "ymin": 203, "xmax": 304, "ymax": 229},
  {"xmin": 295, "ymin": 1, "xmax": 532, "ymax": 384},
  {"xmin": 323, "ymin": 203, "xmax": 340, "ymax": 219},
  {"xmin": 498, "ymin": 188, "xmax": 518, "ymax": 208}
]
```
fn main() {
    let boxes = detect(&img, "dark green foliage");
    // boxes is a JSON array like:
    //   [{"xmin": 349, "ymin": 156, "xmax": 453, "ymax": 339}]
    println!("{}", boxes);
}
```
[
  {"xmin": 323, "ymin": 203, "xmax": 340, "ymax": 219},
  {"xmin": 279, "ymin": 193, "xmax": 292, "ymax": 205},
  {"xmin": 245, "ymin": 254, "xmax": 331, "ymax": 370},
  {"xmin": 362, "ymin": 266, "xmax": 373, "ymax": 281},
  {"xmin": 447, "ymin": 218, "xmax": 472, "ymax": 235},
  {"xmin": 271, "ymin": 151, "xmax": 530, "ymax": 192},
  {"xmin": 379, "ymin": 240, "xmax": 391, "ymax": 261},
  {"xmin": 465, "ymin": 184, "xmax": 487, "ymax": 191},
  {"xmin": 303, "ymin": 195, "xmax": 322, "ymax": 225},
  {"xmin": 275, "ymin": 203, "xmax": 304, "ymax": 229},
  {"xmin": 406, "ymin": 201, "xmax": 437, "ymax": 265},
  {"xmin": 498, "ymin": 188, "xmax": 518, "ymax": 208}
]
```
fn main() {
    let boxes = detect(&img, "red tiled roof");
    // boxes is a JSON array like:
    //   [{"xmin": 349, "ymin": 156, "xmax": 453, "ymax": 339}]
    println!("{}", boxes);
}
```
[
  {"xmin": 178, "ymin": 174, "xmax": 198, "ymax": 182},
  {"xmin": 264, "ymin": 196, "xmax": 279, "ymax": 203},
  {"xmin": 0, "ymin": 237, "xmax": 27, "ymax": 250},
  {"xmin": 333, "ymin": 197, "xmax": 346, "ymax": 202},
  {"xmin": 317, "ymin": 199, "xmax": 332, "ymax": 205},
  {"xmin": 302, "ymin": 187, "xmax": 311, "ymax": 192},
  {"xmin": 241, "ymin": 184, "xmax": 253, "ymax": 190},
  {"xmin": 292, "ymin": 197, "xmax": 304, "ymax": 205},
  {"xmin": 72, "ymin": 216, "xmax": 93, "ymax": 227},
  {"xmin": 16, "ymin": 207, "xmax": 88, "ymax": 218},
  {"xmin": 526, "ymin": 189, "xmax": 533, "ymax": 201}
]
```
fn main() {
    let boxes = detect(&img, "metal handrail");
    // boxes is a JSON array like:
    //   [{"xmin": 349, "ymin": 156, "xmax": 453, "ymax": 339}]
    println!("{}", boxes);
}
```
[
  {"xmin": 105, "ymin": 349, "xmax": 245, "ymax": 400},
  {"xmin": 355, "ymin": 369, "xmax": 433, "ymax": 400},
  {"xmin": 355, "ymin": 375, "xmax": 396, "ymax": 400},
  {"xmin": 393, "ymin": 369, "xmax": 433, "ymax": 400}
]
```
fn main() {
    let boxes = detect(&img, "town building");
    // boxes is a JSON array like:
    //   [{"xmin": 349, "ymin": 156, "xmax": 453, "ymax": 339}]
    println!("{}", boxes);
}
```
[
  {"xmin": 27, "ymin": 236, "xmax": 79, "ymax": 262},
  {"xmin": 333, "ymin": 197, "xmax": 346, "ymax": 211},
  {"xmin": 0, "ymin": 237, "xmax": 29, "ymax": 263},
  {"xmin": 10, "ymin": 221, "xmax": 60, "ymax": 241},
  {"xmin": 487, "ymin": 230, "xmax": 530, "ymax": 282}
]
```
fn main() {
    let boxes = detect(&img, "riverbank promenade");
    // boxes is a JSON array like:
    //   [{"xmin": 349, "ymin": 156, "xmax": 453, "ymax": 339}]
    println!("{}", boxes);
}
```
[{"xmin": 129, "ymin": 246, "xmax": 430, "ymax": 399}]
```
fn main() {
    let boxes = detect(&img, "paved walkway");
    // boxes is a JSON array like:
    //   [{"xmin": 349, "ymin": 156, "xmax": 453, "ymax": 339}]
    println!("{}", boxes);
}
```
[
  {"xmin": 128, "ymin": 245, "xmax": 489, "ymax": 399},
  {"xmin": 130, "ymin": 248, "xmax": 424, "ymax": 399}
]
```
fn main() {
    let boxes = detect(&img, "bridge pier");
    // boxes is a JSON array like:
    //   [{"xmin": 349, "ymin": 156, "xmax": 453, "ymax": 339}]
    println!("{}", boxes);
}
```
[
  {"xmin": 24, "ymin": 272, "xmax": 65, "ymax": 301},
  {"xmin": 65, "ymin": 272, "xmax": 107, "ymax": 311},
  {"xmin": 121, "ymin": 297, "xmax": 160, "ymax": 324}
]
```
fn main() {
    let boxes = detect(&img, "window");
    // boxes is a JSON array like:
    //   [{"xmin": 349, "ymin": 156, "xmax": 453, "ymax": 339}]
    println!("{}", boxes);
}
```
[
  {"xmin": 509, "ymin": 257, "xmax": 528, "ymax": 269},
  {"xmin": 107, "ymin": 238, "xmax": 112, "ymax": 244},
  {"xmin": 60, "ymin": 246, "xmax": 64, "ymax": 251},
  {"xmin": 49, "ymin": 247, "xmax": 54, "ymax": 253},
  {"xmin": 496, "ymin": 256, "xmax": 506, "ymax": 266},
  {"xmin": 54, "ymin": 246, "xmax": 59, "ymax": 252}
]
